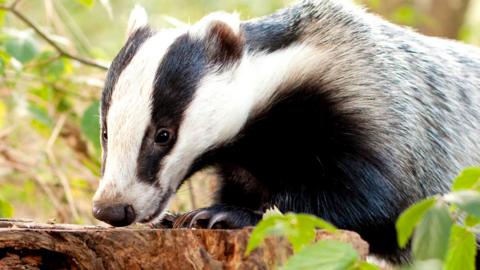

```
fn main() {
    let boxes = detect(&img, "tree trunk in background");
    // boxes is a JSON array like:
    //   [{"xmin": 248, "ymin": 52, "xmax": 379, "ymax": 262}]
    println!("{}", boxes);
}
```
[
  {"xmin": 420, "ymin": 0, "xmax": 471, "ymax": 38},
  {"xmin": 369, "ymin": 0, "xmax": 471, "ymax": 39}
]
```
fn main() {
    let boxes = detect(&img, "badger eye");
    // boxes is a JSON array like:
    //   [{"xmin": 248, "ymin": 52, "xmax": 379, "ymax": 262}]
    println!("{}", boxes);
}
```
[
  {"xmin": 155, "ymin": 128, "xmax": 172, "ymax": 145},
  {"xmin": 102, "ymin": 129, "xmax": 108, "ymax": 141}
]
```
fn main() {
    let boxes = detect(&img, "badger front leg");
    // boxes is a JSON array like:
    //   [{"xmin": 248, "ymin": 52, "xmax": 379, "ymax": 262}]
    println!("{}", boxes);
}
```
[{"xmin": 173, "ymin": 165, "xmax": 264, "ymax": 229}]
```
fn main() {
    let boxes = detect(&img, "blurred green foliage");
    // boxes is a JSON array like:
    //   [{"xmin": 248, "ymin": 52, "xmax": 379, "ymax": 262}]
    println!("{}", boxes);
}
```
[
  {"xmin": 81, "ymin": 100, "xmax": 100, "ymax": 151},
  {"xmin": 0, "ymin": 198, "xmax": 13, "ymax": 218}
]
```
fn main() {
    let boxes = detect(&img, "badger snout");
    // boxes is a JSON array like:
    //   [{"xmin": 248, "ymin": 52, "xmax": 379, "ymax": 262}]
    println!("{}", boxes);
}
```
[{"xmin": 92, "ymin": 202, "xmax": 136, "ymax": 227}]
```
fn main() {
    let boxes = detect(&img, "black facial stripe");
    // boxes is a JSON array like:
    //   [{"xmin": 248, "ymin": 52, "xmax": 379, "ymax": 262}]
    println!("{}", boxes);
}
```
[
  {"xmin": 100, "ymin": 27, "xmax": 153, "ymax": 176},
  {"xmin": 136, "ymin": 125, "xmax": 176, "ymax": 185},
  {"xmin": 136, "ymin": 33, "xmax": 208, "ymax": 184},
  {"xmin": 152, "ymin": 34, "xmax": 207, "ymax": 123}
]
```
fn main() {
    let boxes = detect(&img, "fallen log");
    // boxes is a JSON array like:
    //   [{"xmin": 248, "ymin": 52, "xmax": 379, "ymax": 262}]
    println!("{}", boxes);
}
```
[{"xmin": 0, "ymin": 219, "xmax": 369, "ymax": 270}]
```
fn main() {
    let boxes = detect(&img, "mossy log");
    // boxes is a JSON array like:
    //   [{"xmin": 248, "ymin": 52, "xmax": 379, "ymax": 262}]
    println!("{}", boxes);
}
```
[{"xmin": 0, "ymin": 219, "xmax": 368, "ymax": 270}]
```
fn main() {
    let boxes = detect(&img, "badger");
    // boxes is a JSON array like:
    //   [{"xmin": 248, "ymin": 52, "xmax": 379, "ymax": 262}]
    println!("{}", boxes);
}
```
[{"xmin": 92, "ymin": 0, "xmax": 480, "ymax": 263}]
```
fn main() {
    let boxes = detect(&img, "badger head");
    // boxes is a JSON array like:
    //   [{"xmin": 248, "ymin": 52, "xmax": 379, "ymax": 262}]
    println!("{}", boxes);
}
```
[
  {"xmin": 91, "ymin": 5, "xmax": 249, "ymax": 226},
  {"xmin": 92, "ymin": 6, "xmax": 319, "ymax": 226}
]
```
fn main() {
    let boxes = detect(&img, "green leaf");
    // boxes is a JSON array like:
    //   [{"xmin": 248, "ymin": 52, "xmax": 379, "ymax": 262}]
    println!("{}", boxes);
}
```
[
  {"xmin": 444, "ymin": 191, "xmax": 480, "ymax": 219},
  {"xmin": 396, "ymin": 197, "xmax": 437, "ymax": 248},
  {"xmin": 452, "ymin": 167, "xmax": 480, "ymax": 192},
  {"xmin": 0, "ymin": 50, "xmax": 11, "ymax": 75},
  {"xmin": 281, "ymin": 240, "xmax": 358, "ymax": 270},
  {"xmin": 29, "ymin": 86, "xmax": 53, "ymax": 102},
  {"xmin": 246, "ymin": 213, "xmax": 336, "ymax": 255},
  {"xmin": 27, "ymin": 103, "xmax": 53, "ymax": 128},
  {"xmin": 81, "ymin": 101, "xmax": 101, "ymax": 151},
  {"xmin": 464, "ymin": 214, "xmax": 480, "ymax": 227},
  {"xmin": 46, "ymin": 58, "xmax": 66, "ymax": 79},
  {"xmin": 285, "ymin": 214, "xmax": 337, "ymax": 252},
  {"xmin": 0, "ymin": 199, "xmax": 13, "ymax": 218},
  {"xmin": 286, "ymin": 217, "xmax": 317, "ymax": 253},
  {"xmin": 412, "ymin": 204, "xmax": 452, "ymax": 261},
  {"xmin": 246, "ymin": 214, "xmax": 284, "ymax": 255},
  {"xmin": 444, "ymin": 225, "xmax": 476, "ymax": 270},
  {"xmin": 34, "ymin": 52, "xmax": 70, "ymax": 81},
  {"xmin": 5, "ymin": 30, "xmax": 39, "ymax": 63},
  {"xmin": 305, "ymin": 214, "xmax": 337, "ymax": 232},
  {"xmin": 57, "ymin": 97, "xmax": 72, "ymax": 112},
  {"xmin": 76, "ymin": 0, "xmax": 95, "ymax": 8}
]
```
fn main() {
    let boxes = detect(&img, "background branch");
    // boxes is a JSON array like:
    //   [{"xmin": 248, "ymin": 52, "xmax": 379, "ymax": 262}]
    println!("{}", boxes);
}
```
[{"xmin": 0, "ymin": 2, "xmax": 109, "ymax": 70}]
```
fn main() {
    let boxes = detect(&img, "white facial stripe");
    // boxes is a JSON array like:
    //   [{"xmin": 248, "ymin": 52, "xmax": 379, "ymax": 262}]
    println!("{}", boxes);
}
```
[
  {"xmin": 160, "ymin": 43, "xmax": 330, "ymax": 190},
  {"xmin": 94, "ymin": 28, "xmax": 186, "ymax": 221}
]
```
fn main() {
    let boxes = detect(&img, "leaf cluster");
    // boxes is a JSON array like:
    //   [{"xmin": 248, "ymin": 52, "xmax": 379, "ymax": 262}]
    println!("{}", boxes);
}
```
[
  {"xmin": 396, "ymin": 167, "xmax": 480, "ymax": 270},
  {"xmin": 247, "ymin": 212, "xmax": 379, "ymax": 270}
]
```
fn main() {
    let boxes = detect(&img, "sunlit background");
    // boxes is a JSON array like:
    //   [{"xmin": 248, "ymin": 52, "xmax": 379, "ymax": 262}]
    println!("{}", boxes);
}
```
[{"xmin": 0, "ymin": 0, "xmax": 479, "ymax": 224}]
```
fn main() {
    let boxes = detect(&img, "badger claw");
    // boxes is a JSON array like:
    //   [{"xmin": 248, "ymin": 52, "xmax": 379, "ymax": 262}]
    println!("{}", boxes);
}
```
[{"xmin": 173, "ymin": 205, "xmax": 262, "ymax": 229}]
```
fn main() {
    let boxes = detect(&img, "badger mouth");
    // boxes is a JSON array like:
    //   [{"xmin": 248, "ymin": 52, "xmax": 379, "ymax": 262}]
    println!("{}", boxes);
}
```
[
  {"xmin": 139, "ymin": 188, "xmax": 173, "ymax": 223},
  {"xmin": 140, "ymin": 206, "xmax": 163, "ymax": 223},
  {"xmin": 139, "ymin": 164, "xmax": 206, "ymax": 224}
]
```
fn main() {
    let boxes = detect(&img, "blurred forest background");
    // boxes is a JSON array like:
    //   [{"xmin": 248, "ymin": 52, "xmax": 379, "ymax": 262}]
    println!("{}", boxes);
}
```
[{"xmin": 0, "ymin": 0, "xmax": 479, "ymax": 224}]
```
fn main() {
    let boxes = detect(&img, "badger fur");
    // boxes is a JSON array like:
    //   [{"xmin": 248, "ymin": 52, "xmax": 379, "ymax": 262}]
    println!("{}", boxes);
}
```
[{"xmin": 92, "ymin": 0, "xmax": 480, "ymax": 263}]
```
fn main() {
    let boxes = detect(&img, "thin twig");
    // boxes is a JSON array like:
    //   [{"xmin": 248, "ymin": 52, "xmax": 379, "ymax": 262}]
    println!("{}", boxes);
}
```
[
  {"xmin": 54, "ymin": 0, "xmax": 94, "ymax": 57},
  {"xmin": 9, "ymin": 0, "xmax": 22, "ymax": 9},
  {"xmin": 0, "ymin": 3, "xmax": 109, "ymax": 70},
  {"xmin": 23, "ymin": 53, "xmax": 61, "ymax": 69},
  {"xmin": 3, "ymin": 70, "xmax": 100, "ymax": 100}
]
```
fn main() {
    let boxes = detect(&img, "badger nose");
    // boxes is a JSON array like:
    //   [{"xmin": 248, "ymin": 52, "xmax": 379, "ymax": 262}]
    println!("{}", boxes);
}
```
[{"xmin": 92, "ymin": 203, "xmax": 136, "ymax": 227}]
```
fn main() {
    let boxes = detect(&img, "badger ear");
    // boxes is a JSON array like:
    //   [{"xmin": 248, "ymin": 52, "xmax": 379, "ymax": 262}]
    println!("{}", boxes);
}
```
[
  {"xmin": 127, "ymin": 5, "xmax": 149, "ymax": 38},
  {"xmin": 193, "ymin": 12, "xmax": 244, "ymax": 65}
]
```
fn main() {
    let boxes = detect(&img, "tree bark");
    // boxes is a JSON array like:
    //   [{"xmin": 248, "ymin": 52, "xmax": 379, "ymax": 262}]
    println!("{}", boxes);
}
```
[{"xmin": 0, "ymin": 219, "xmax": 369, "ymax": 270}]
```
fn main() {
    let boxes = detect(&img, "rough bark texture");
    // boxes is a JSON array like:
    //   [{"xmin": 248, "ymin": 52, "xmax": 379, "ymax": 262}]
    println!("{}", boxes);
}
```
[{"xmin": 0, "ymin": 219, "xmax": 369, "ymax": 270}]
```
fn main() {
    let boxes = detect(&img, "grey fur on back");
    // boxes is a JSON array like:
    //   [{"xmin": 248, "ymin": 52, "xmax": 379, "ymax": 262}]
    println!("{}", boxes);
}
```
[{"xmin": 247, "ymin": 0, "xmax": 480, "ymax": 202}]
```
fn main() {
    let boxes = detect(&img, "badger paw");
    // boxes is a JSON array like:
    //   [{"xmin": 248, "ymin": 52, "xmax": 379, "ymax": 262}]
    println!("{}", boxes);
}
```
[{"xmin": 173, "ymin": 205, "xmax": 262, "ymax": 229}]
